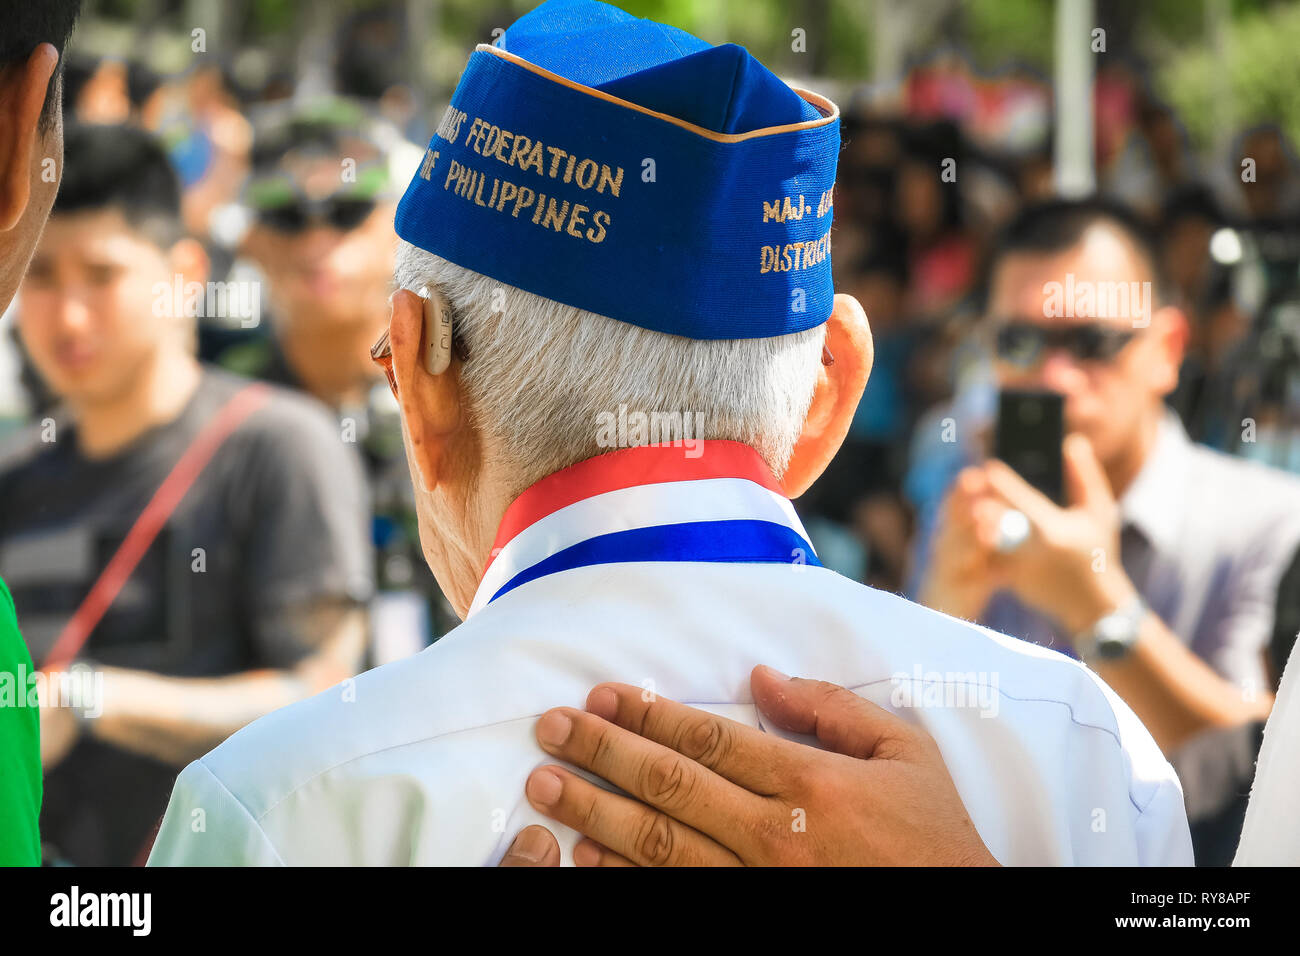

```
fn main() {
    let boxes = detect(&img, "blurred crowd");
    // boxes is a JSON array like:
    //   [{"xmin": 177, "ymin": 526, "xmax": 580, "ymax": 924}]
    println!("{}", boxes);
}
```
[
  {"xmin": 803, "ymin": 57, "xmax": 1300, "ymax": 596},
  {"xmin": 4, "ymin": 28, "xmax": 1300, "ymax": 868}
]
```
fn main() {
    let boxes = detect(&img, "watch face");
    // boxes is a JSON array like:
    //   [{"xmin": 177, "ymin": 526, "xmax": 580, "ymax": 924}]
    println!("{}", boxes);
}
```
[
  {"xmin": 1077, "ymin": 598, "xmax": 1146, "ymax": 662},
  {"xmin": 1095, "ymin": 612, "xmax": 1140, "ymax": 658},
  {"xmin": 1096, "ymin": 635, "xmax": 1131, "ymax": 659}
]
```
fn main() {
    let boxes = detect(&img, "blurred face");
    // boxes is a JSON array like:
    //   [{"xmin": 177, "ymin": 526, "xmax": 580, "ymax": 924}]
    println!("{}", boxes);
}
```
[
  {"xmin": 897, "ymin": 160, "xmax": 943, "ymax": 238},
  {"xmin": 242, "ymin": 149, "xmax": 397, "ymax": 335},
  {"xmin": 1163, "ymin": 216, "xmax": 1213, "ymax": 296},
  {"xmin": 1241, "ymin": 131, "xmax": 1290, "ymax": 218},
  {"xmin": 1205, "ymin": 301, "xmax": 1249, "ymax": 363},
  {"xmin": 988, "ymin": 223, "xmax": 1186, "ymax": 468},
  {"xmin": 19, "ymin": 208, "xmax": 178, "ymax": 405}
]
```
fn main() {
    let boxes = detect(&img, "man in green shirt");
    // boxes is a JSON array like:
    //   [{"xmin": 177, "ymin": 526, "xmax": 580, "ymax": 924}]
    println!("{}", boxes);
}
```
[
  {"xmin": 0, "ymin": 1, "xmax": 83, "ymax": 865},
  {"xmin": 0, "ymin": 581, "xmax": 40, "ymax": 865}
]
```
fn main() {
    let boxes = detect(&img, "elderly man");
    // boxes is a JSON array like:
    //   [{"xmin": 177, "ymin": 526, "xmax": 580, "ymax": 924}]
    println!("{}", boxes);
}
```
[{"xmin": 148, "ymin": 0, "xmax": 1191, "ymax": 866}]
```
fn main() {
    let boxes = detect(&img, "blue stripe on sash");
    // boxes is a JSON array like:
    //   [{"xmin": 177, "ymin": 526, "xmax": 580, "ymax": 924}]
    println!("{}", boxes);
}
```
[{"xmin": 489, "ymin": 519, "xmax": 821, "ymax": 605}]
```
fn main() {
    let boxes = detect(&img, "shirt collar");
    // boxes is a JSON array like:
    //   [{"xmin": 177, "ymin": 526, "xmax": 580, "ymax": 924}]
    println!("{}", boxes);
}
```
[
  {"xmin": 468, "ymin": 441, "xmax": 812, "ymax": 617},
  {"xmin": 1118, "ymin": 411, "xmax": 1190, "ymax": 556}
]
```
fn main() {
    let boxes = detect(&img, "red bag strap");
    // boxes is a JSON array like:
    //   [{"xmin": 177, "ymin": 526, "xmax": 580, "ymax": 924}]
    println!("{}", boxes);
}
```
[{"xmin": 41, "ymin": 382, "xmax": 273, "ymax": 672}]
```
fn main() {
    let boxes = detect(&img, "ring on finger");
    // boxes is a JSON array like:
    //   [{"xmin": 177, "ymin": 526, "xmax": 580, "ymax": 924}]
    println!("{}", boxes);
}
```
[{"xmin": 994, "ymin": 508, "xmax": 1031, "ymax": 554}]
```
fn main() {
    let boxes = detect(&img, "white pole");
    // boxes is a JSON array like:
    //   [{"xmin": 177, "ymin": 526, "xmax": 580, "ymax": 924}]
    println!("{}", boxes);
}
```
[
  {"xmin": 1207, "ymin": 0, "xmax": 1233, "ymax": 166},
  {"xmin": 1054, "ymin": 0, "xmax": 1095, "ymax": 197}
]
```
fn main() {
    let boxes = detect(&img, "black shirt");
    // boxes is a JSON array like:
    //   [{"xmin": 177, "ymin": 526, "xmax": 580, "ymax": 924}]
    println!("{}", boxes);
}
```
[
  {"xmin": 216, "ymin": 334, "xmax": 456, "ymax": 640},
  {"xmin": 0, "ymin": 367, "xmax": 373, "ymax": 864}
]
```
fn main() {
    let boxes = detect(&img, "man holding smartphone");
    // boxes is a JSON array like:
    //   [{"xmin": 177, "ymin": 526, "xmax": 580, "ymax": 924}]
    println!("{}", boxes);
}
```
[{"xmin": 918, "ymin": 198, "xmax": 1300, "ymax": 766}]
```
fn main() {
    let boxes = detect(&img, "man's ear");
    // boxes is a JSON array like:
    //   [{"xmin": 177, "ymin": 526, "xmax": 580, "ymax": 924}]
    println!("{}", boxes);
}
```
[
  {"xmin": 169, "ymin": 237, "xmax": 210, "ymax": 288},
  {"xmin": 0, "ymin": 44, "xmax": 60, "ymax": 232},
  {"xmin": 1150, "ymin": 304, "xmax": 1188, "ymax": 397},
  {"xmin": 389, "ymin": 288, "xmax": 463, "ymax": 492},
  {"xmin": 782, "ymin": 293, "xmax": 873, "ymax": 498}
]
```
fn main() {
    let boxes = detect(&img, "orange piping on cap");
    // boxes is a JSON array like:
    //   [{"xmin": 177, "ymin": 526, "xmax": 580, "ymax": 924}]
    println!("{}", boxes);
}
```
[{"xmin": 475, "ymin": 43, "xmax": 839, "ymax": 145}]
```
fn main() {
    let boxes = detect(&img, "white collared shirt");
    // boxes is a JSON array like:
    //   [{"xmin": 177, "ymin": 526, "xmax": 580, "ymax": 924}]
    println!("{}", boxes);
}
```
[
  {"xmin": 1235, "ymin": 637, "xmax": 1300, "ymax": 864},
  {"xmin": 149, "ymin": 443, "xmax": 1191, "ymax": 865}
]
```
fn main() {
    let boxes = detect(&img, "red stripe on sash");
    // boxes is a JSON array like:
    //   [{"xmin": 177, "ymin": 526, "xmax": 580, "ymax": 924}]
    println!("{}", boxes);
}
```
[{"xmin": 486, "ymin": 441, "xmax": 782, "ymax": 570}]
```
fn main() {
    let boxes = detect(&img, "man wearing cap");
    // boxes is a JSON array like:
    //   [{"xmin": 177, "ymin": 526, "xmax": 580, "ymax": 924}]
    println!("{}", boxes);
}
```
[{"xmin": 148, "ymin": 0, "xmax": 1191, "ymax": 866}]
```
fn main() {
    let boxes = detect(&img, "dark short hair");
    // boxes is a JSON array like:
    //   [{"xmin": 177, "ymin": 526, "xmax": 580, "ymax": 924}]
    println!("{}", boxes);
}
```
[
  {"xmin": 250, "ymin": 98, "xmax": 374, "ymax": 174},
  {"xmin": 53, "ymin": 123, "xmax": 184, "ymax": 249},
  {"xmin": 59, "ymin": 53, "xmax": 98, "ymax": 117},
  {"xmin": 0, "ymin": 1, "xmax": 82, "ymax": 132},
  {"xmin": 126, "ymin": 61, "xmax": 163, "ymax": 112},
  {"xmin": 978, "ymin": 196, "xmax": 1170, "ymax": 311},
  {"xmin": 1161, "ymin": 183, "xmax": 1224, "ymax": 232}
]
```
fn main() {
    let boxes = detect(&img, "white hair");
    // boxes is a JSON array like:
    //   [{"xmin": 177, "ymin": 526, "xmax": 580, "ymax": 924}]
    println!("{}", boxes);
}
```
[{"xmin": 394, "ymin": 241, "xmax": 826, "ymax": 491}]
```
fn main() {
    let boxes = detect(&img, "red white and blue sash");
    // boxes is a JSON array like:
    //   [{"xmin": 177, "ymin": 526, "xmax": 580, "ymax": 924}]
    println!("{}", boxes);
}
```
[{"xmin": 468, "ymin": 441, "xmax": 820, "ymax": 616}]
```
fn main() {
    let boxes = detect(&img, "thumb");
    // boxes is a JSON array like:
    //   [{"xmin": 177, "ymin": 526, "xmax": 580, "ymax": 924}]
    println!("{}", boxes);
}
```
[
  {"xmin": 498, "ymin": 826, "xmax": 561, "ymax": 867},
  {"xmin": 1063, "ymin": 433, "xmax": 1114, "ymax": 513},
  {"xmin": 751, "ymin": 665, "xmax": 915, "ymax": 760}
]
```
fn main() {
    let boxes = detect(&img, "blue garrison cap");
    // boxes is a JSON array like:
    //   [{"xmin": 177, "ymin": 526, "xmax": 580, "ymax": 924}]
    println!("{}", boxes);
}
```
[{"xmin": 395, "ymin": 0, "xmax": 840, "ymax": 339}]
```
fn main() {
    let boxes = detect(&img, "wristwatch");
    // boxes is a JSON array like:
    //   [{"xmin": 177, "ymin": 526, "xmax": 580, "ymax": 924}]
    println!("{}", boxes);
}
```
[{"xmin": 1074, "ymin": 595, "xmax": 1147, "ymax": 663}]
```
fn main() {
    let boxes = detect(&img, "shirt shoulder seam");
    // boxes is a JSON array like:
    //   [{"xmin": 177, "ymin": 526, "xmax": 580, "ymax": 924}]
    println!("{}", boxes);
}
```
[
  {"xmin": 195, "ymin": 758, "xmax": 288, "ymax": 865},
  {"xmin": 843, "ymin": 676, "xmax": 1151, "ymax": 814},
  {"xmin": 247, "ymin": 673, "xmax": 1152, "ymax": 821}
]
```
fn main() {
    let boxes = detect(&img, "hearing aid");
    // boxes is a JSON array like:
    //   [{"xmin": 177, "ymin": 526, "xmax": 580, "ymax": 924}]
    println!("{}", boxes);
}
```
[{"xmin": 420, "ymin": 286, "xmax": 453, "ymax": 375}]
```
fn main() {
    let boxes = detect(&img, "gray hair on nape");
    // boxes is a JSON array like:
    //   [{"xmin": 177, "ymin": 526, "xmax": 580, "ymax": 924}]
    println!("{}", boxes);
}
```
[{"xmin": 393, "ymin": 240, "xmax": 826, "ymax": 494}]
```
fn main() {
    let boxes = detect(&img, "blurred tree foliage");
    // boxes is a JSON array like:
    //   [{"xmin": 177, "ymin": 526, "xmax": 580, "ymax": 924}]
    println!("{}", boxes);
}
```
[
  {"xmin": 79, "ymin": 0, "xmax": 1300, "ymax": 152},
  {"xmin": 1159, "ymin": 0, "xmax": 1300, "ymax": 151}
]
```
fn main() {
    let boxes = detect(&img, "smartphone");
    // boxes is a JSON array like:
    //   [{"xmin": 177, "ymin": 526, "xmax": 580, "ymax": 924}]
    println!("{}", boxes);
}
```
[{"xmin": 994, "ymin": 389, "xmax": 1064, "ymax": 505}]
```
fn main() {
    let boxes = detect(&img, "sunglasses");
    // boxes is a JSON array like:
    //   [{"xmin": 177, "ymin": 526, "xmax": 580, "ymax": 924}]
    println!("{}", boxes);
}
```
[
  {"xmin": 255, "ymin": 195, "xmax": 378, "ymax": 233},
  {"xmin": 993, "ymin": 319, "xmax": 1139, "ymax": 369}
]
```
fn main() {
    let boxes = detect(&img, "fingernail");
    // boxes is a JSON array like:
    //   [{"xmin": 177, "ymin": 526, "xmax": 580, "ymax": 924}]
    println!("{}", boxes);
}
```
[
  {"xmin": 573, "ymin": 840, "xmax": 601, "ymax": 867},
  {"xmin": 536, "ymin": 710, "xmax": 572, "ymax": 749},
  {"xmin": 526, "ymin": 768, "xmax": 563, "ymax": 807},
  {"xmin": 507, "ymin": 827, "xmax": 552, "ymax": 864},
  {"xmin": 587, "ymin": 686, "xmax": 617, "ymax": 720},
  {"xmin": 756, "ymin": 665, "xmax": 790, "ymax": 681}
]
